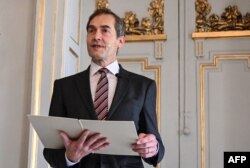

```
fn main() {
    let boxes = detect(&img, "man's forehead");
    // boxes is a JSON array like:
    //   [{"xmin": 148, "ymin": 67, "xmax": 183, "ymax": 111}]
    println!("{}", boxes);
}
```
[{"xmin": 89, "ymin": 14, "xmax": 115, "ymax": 27}]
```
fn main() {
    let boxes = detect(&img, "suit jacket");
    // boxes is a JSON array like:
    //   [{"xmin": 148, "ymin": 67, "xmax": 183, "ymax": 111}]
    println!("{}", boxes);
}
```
[{"xmin": 43, "ymin": 65, "xmax": 165, "ymax": 168}]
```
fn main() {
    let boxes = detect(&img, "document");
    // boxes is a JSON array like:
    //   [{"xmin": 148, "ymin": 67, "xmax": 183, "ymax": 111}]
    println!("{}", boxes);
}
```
[{"xmin": 28, "ymin": 115, "xmax": 139, "ymax": 156}]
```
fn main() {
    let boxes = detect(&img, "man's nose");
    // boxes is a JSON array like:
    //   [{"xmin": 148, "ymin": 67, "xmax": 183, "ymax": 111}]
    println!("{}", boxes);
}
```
[{"xmin": 94, "ymin": 30, "xmax": 102, "ymax": 41}]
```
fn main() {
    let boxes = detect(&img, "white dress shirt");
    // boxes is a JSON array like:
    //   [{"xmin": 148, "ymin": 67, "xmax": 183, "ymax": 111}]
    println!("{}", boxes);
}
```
[{"xmin": 89, "ymin": 60, "xmax": 119, "ymax": 110}]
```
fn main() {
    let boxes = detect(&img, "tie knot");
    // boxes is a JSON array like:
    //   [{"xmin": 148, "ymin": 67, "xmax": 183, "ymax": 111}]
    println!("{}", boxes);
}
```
[{"xmin": 99, "ymin": 68, "xmax": 109, "ymax": 74}]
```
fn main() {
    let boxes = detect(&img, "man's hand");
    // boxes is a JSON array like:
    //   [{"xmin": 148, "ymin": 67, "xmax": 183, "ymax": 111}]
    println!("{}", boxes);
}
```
[
  {"xmin": 59, "ymin": 129, "xmax": 109, "ymax": 162},
  {"xmin": 131, "ymin": 133, "xmax": 158, "ymax": 158}
]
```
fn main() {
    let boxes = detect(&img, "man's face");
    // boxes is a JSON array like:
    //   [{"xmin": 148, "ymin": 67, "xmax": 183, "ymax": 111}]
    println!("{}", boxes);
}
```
[{"xmin": 87, "ymin": 14, "xmax": 125, "ymax": 65}]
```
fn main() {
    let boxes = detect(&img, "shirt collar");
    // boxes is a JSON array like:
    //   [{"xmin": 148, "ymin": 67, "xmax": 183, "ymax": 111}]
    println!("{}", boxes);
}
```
[{"xmin": 90, "ymin": 60, "xmax": 119, "ymax": 76}]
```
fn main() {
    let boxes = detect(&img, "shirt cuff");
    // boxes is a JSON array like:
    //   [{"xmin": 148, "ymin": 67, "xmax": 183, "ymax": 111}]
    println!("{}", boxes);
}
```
[{"xmin": 65, "ymin": 153, "xmax": 78, "ymax": 166}]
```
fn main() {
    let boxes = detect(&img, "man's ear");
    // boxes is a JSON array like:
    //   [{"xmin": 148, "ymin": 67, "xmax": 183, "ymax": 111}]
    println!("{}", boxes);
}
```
[{"xmin": 117, "ymin": 36, "xmax": 125, "ymax": 48}]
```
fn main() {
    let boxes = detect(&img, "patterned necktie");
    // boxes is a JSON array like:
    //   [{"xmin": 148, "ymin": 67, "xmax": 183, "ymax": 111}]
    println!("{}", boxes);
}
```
[{"xmin": 94, "ymin": 68, "xmax": 109, "ymax": 120}]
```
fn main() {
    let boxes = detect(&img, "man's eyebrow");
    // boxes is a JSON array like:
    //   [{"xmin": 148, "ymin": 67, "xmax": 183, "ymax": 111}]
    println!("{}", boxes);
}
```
[
  {"xmin": 88, "ymin": 25, "xmax": 111, "ymax": 29},
  {"xmin": 87, "ymin": 25, "xmax": 95, "ymax": 30},
  {"xmin": 100, "ymin": 25, "xmax": 111, "ymax": 29}
]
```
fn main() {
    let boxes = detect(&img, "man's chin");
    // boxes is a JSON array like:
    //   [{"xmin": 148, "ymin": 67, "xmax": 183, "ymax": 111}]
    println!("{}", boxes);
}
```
[{"xmin": 90, "ymin": 55, "xmax": 105, "ymax": 61}]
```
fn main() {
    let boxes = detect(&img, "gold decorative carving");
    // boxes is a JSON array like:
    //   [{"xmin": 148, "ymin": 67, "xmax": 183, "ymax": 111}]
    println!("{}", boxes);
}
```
[
  {"xmin": 195, "ymin": 1, "xmax": 250, "ymax": 32},
  {"xmin": 123, "ymin": 0, "xmax": 164, "ymax": 35},
  {"xmin": 96, "ymin": 0, "xmax": 109, "ymax": 9},
  {"xmin": 199, "ymin": 55, "xmax": 250, "ymax": 168},
  {"xmin": 193, "ymin": 0, "xmax": 250, "ymax": 39},
  {"xmin": 195, "ymin": 0, "xmax": 212, "ymax": 32},
  {"xmin": 96, "ymin": 0, "xmax": 167, "ymax": 41}
]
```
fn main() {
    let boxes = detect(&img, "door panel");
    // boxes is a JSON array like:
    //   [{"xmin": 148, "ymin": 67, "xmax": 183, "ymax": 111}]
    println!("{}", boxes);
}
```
[
  {"xmin": 181, "ymin": 0, "xmax": 250, "ymax": 168},
  {"xmin": 205, "ymin": 58, "xmax": 250, "ymax": 168},
  {"xmin": 63, "ymin": 0, "xmax": 81, "ymax": 77},
  {"xmin": 198, "ymin": 55, "xmax": 250, "ymax": 168}
]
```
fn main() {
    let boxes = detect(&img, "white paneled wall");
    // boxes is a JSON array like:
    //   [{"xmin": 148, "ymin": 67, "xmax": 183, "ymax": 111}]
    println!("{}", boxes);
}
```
[{"xmin": 0, "ymin": 0, "xmax": 35, "ymax": 167}]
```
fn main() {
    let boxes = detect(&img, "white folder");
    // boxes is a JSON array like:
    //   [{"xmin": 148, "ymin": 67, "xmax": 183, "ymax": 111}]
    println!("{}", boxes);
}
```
[{"xmin": 28, "ymin": 115, "xmax": 139, "ymax": 156}]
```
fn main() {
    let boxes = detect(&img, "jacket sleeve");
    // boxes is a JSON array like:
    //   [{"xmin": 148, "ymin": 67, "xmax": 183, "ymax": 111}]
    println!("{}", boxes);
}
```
[{"xmin": 139, "ymin": 80, "xmax": 165, "ymax": 166}]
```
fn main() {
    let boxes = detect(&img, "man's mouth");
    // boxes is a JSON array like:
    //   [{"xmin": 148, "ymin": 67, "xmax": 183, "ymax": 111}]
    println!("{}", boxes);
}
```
[{"xmin": 92, "ymin": 44, "xmax": 105, "ymax": 48}]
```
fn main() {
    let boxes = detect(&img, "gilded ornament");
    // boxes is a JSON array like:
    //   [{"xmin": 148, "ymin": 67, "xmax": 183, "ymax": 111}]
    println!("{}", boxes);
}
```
[
  {"xmin": 96, "ymin": 0, "xmax": 164, "ymax": 36},
  {"xmin": 96, "ymin": 0, "xmax": 109, "ymax": 9},
  {"xmin": 195, "ymin": 0, "xmax": 250, "ymax": 32}
]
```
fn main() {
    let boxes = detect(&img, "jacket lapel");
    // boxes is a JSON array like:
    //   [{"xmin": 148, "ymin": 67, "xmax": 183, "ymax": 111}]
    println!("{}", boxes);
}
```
[
  {"xmin": 107, "ymin": 66, "xmax": 130, "ymax": 119},
  {"xmin": 75, "ymin": 67, "xmax": 98, "ymax": 119}
]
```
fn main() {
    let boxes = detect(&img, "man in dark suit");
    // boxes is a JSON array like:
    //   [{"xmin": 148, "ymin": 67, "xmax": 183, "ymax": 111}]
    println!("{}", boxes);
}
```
[{"xmin": 43, "ymin": 8, "xmax": 165, "ymax": 168}]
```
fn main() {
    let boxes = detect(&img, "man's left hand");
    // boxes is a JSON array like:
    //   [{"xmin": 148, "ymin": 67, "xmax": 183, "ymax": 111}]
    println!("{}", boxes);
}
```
[{"xmin": 131, "ymin": 133, "xmax": 158, "ymax": 158}]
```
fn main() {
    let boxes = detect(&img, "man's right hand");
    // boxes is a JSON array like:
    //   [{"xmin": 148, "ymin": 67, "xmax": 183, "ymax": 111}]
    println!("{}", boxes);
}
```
[{"xmin": 59, "ymin": 129, "xmax": 109, "ymax": 162}]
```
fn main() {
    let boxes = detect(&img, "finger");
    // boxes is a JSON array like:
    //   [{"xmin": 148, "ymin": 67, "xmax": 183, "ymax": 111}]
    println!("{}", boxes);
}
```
[
  {"xmin": 136, "ymin": 133, "xmax": 148, "ymax": 144},
  {"xmin": 146, "ymin": 146, "xmax": 157, "ymax": 154},
  {"xmin": 59, "ymin": 130, "xmax": 70, "ymax": 147},
  {"xmin": 77, "ymin": 129, "xmax": 90, "ymax": 143},
  {"xmin": 138, "ymin": 133, "xmax": 146, "ymax": 139},
  {"xmin": 92, "ymin": 142, "xmax": 110, "ymax": 152},
  {"xmin": 140, "ymin": 152, "xmax": 155, "ymax": 158},
  {"xmin": 134, "ymin": 146, "xmax": 157, "ymax": 158},
  {"xmin": 84, "ymin": 132, "xmax": 104, "ymax": 146},
  {"xmin": 90, "ymin": 137, "xmax": 109, "ymax": 150},
  {"xmin": 137, "ymin": 134, "xmax": 156, "ymax": 144},
  {"xmin": 132, "ymin": 140, "xmax": 157, "ymax": 150},
  {"xmin": 132, "ymin": 134, "xmax": 158, "ymax": 155}
]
